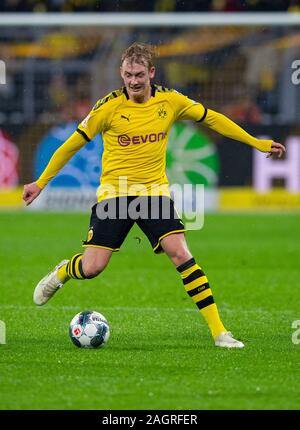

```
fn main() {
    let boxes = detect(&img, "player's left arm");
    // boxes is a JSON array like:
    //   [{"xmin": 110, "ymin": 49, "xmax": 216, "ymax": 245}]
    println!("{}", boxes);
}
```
[{"xmin": 202, "ymin": 108, "xmax": 285, "ymax": 158}]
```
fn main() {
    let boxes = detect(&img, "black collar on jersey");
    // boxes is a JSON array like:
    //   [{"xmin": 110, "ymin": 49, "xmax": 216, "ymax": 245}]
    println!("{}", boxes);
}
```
[
  {"xmin": 123, "ymin": 84, "xmax": 156, "ymax": 100},
  {"xmin": 123, "ymin": 86, "xmax": 129, "ymax": 99}
]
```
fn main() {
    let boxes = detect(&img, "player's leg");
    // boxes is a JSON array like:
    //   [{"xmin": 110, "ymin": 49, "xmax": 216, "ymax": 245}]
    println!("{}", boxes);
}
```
[
  {"xmin": 33, "ymin": 247, "xmax": 113, "ymax": 306},
  {"xmin": 161, "ymin": 232, "xmax": 225, "ymax": 336},
  {"xmin": 58, "ymin": 246, "xmax": 113, "ymax": 282},
  {"xmin": 137, "ymin": 196, "xmax": 244, "ymax": 348},
  {"xmin": 161, "ymin": 232, "xmax": 244, "ymax": 348},
  {"xmin": 33, "ymin": 199, "xmax": 134, "ymax": 306}
]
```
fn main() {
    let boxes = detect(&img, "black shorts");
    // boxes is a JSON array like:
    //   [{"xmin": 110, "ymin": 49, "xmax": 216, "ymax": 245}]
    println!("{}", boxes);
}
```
[{"xmin": 82, "ymin": 196, "xmax": 185, "ymax": 254}]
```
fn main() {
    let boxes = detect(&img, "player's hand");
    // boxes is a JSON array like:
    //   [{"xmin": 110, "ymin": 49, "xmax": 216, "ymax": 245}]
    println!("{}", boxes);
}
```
[
  {"xmin": 22, "ymin": 182, "xmax": 42, "ymax": 206},
  {"xmin": 266, "ymin": 141, "xmax": 286, "ymax": 159}
]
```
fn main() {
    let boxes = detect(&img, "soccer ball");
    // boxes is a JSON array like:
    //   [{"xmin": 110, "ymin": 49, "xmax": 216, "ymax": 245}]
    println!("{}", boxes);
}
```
[{"xmin": 69, "ymin": 310, "xmax": 110, "ymax": 348}]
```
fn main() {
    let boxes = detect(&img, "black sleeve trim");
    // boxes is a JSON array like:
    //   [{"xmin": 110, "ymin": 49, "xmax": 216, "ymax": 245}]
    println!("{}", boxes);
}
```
[
  {"xmin": 76, "ymin": 128, "xmax": 91, "ymax": 142},
  {"xmin": 196, "ymin": 107, "xmax": 208, "ymax": 123}
]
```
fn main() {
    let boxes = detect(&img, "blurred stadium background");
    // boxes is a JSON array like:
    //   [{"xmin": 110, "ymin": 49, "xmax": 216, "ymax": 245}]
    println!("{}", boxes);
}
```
[{"xmin": 1, "ymin": 0, "xmax": 300, "ymax": 212}]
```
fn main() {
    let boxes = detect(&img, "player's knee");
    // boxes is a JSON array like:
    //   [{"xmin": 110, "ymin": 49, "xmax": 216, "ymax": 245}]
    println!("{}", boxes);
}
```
[{"xmin": 172, "ymin": 249, "xmax": 193, "ymax": 266}]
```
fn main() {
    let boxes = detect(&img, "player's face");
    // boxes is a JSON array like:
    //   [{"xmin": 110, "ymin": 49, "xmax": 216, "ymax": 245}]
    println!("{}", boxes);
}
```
[{"xmin": 120, "ymin": 60, "xmax": 155, "ymax": 102}]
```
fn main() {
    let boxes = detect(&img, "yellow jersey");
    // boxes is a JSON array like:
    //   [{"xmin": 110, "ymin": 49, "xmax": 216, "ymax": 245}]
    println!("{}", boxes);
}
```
[
  {"xmin": 36, "ymin": 84, "xmax": 273, "ymax": 198},
  {"xmin": 77, "ymin": 85, "xmax": 206, "ymax": 200}
]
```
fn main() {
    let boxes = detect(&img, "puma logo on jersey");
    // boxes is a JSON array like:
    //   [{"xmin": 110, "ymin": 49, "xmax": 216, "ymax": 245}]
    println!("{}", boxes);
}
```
[{"xmin": 121, "ymin": 114, "xmax": 130, "ymax": 122}]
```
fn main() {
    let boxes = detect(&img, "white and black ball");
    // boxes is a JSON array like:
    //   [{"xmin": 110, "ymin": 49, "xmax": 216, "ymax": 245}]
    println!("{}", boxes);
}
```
[{"xmin": 69, "ymin": 310, "xmax": 110, "ymax": 348}]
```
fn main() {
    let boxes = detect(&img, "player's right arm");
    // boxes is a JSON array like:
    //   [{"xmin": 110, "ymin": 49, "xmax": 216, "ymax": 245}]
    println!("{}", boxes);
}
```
[
  {"xmin": 22, "ymin": 132, "xmax": 87, "ymax": 205},
  {"xmin": 23, "ymin": 97, "xmax": 111, "ymax": 206}
]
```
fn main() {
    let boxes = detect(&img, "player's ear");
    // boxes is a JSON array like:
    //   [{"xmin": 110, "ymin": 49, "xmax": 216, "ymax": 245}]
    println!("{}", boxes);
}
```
[{"xmin": 149, "ymin": 66, "xmax": 155, "ymax": 79}]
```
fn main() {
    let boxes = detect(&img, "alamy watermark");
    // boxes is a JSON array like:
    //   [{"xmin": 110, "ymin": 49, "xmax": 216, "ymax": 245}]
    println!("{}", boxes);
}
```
[
  {"xmin": 95, "ymin": 178, "xmax": 205, "ymax": 231},
  {"xmin": 0, "ymin": 60, "xmax": 6, "ymax": 85},
  {"xmin": 0, "ymin": 320, "xmax": 6, "ymax": 344},
  {"xmin": 292, "ymin": 320, "xmax": 300, "ymax": 345},
  {"xmin": 291, "ymin": 60, "xmax": 300, "ymax": 85}
]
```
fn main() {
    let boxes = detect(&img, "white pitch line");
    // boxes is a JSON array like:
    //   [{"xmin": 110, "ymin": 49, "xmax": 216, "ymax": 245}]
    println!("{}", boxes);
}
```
[
  {"xmin": 0, "ymin": 304, "xmax": 296, "ymax": 315},
  {"xmin": 0, "ymin": 304, "xmax": 196, "ymax": 313}
]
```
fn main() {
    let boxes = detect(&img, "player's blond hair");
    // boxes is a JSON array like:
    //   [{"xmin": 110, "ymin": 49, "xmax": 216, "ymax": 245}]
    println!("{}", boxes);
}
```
[{"xmin": 121, "ymin": 43, "xmax": 156, "ymax": 70}]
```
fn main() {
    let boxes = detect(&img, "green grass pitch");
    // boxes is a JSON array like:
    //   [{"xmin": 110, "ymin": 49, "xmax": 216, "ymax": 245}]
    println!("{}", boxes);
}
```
[{"xmin": 0, "ymin": 211, "xmax": 299, "ymax": 410}]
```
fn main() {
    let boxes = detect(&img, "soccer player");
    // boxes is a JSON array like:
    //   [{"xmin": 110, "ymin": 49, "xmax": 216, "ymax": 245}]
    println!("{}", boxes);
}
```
[{"xmin": 23, "ymin": 43, "xmax": 285, "ymax": 348}]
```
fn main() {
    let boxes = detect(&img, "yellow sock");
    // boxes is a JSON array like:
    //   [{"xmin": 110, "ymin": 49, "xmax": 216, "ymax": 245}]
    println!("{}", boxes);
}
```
[
  {"xmin": 200, "ymin": 303, "xmax": 226, "ymax": 338},
  {"xmin": 57, "ymin": 263, "xmax": 70, "ymax": 284},
  {"xmin": 58, "ymin": 253, "xmax": 91, "ymax": 282},
  {"xmin": 177, "ymin": 257, "xmax": 226, "ymax": 338}
]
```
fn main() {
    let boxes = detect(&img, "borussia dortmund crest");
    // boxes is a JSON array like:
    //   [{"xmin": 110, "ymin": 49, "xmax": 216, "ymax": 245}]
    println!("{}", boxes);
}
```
[
  {"xmin": 86, "ymin": 228, "xmax": 94, "ymax": 243},
  {"xmin": 157, "ymin": 104, "xmax": 167, "ymax": 119}
]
